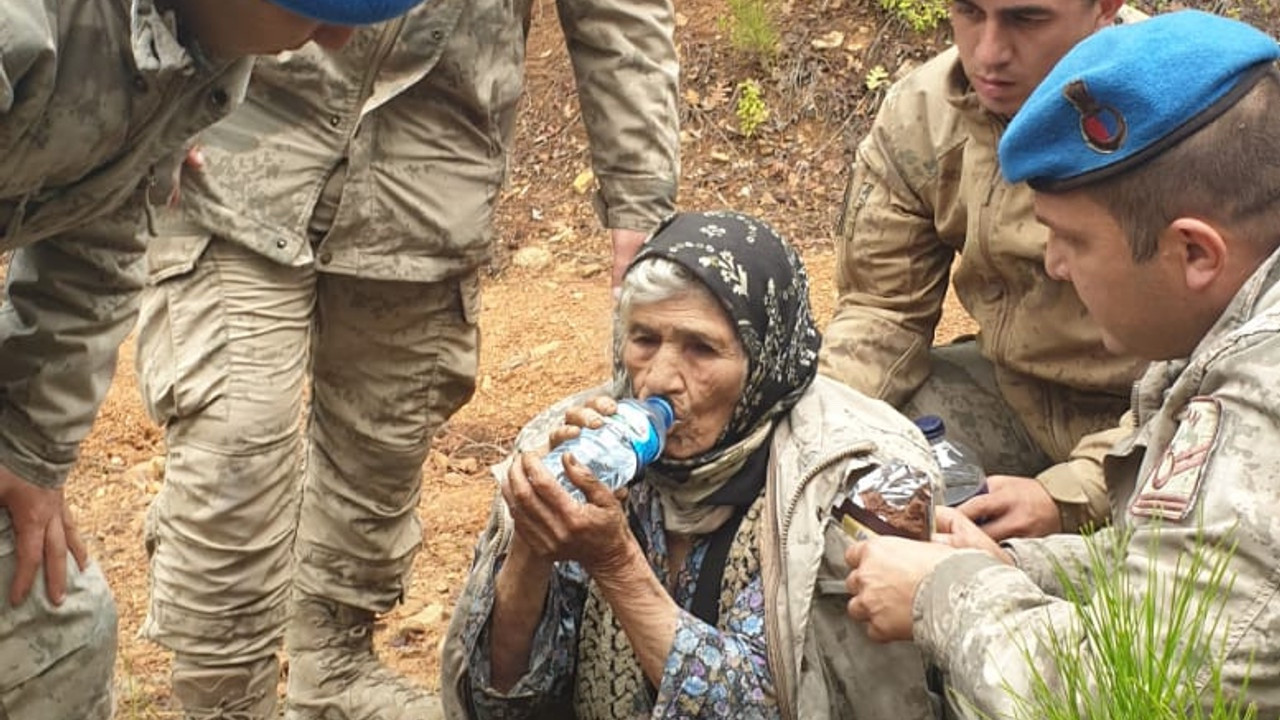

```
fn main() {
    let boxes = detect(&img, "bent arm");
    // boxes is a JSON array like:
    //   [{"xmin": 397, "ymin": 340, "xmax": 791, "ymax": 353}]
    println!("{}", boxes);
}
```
[
  {"xmin": 557, "ymin": 0, "xmax": 679, "ymax": 232},
  {"xmin": 465, "ymin": 547, "xmax": 586, "ymax": 719},
  {"xmin": 818, "ymin": 94, "xmax": 955, "ymax": 406},
  {"xmin": 1035, "ymin": 423, "xmax": 1133, "ymax": 532},
  {"xmin": 489, "ymin": 538, "xmax": 556, "ymax": 691},
  {"xmin": 0, "ymin": 194, "xmax": 148, "ymax": 488}
]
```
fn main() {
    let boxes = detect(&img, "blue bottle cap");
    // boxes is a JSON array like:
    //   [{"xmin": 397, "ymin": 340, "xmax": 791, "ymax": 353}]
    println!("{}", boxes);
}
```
[
  {"xmin": 642, "ymin": 396, "xmax": 675, "ymax": 433},
  {"xmin": 629, "ymin": 396, "xmax": 674, "ymax": 465},
  {"xmin": 913, "ymin": 414, "xmax": 945, "ymax": 441}
]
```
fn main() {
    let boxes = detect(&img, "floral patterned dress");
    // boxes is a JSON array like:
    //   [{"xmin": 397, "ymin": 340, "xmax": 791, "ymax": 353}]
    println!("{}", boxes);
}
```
[{"xmin": 463, "ymin": 481, "xmax": 779, "ymax": 720}]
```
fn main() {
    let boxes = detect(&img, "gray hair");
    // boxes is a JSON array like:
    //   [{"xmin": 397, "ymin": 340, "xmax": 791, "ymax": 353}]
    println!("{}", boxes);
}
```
[{"xmin": 617, "ymin": 256, "xmax": 717, "ymax": 326}]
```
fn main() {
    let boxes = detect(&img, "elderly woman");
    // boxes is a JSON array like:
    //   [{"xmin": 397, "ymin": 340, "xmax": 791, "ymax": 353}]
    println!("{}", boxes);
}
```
[{"xmin": 441, "ymin": 211, "xmax": 940, "ymax": 719}]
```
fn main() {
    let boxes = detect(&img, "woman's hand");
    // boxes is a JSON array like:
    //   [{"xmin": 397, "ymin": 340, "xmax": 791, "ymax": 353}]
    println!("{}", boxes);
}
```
[
  {"xmin": 545, "ymin": 395, "xmax": 618, "ymax": 450},
  {"xmin": 502, "ymin": 449, "xmax": 634, "ymax": 577}
]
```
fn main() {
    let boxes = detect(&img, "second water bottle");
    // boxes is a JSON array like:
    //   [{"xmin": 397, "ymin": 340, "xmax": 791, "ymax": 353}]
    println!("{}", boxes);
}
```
[{"xmin": 913, "ymin": 414, "xmax": 988, "ymax": 507}]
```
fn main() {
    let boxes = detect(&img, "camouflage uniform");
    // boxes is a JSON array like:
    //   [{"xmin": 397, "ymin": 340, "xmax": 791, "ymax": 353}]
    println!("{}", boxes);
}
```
[
  {"xmin": 441, "ymin": 377, "xmax": 943, "ymax": 720},
  {"xmin": 819, "ymin": 36, "xmax": 1147, "ymax": 532},
  {"xmin": 135, "ymin": 2, "xmax": 678, "ymax": 717},
  {"xmin": 915, "ymin": 247, "xmax": 1280, "ymax": 714},
  {"xmin": 0, "ymin": 0, "xmax": 252, "ymax": 717}
]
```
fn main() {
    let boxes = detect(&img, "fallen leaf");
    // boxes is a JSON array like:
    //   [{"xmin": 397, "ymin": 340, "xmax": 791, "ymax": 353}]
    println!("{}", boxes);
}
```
[
  {"xmin": 571, "ymin": 169, "xmax": 595, "ymax": 195},
  {"xmin": 811, "ymin": 30, "xmax": 845, "ymax": 50}
]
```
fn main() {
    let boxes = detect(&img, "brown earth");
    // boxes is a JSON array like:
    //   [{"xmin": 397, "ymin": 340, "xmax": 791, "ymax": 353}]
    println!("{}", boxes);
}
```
[{"xmin": 61, "ymin": 0, "xmax": 1276, "ymax": 716}]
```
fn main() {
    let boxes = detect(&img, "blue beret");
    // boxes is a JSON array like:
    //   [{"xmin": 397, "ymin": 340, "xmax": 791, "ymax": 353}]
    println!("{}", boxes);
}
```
[
  {"xmin": 999, "ymin": 10, "xmax": 1280, "ymax": 191},
  {"xmin": 268, "ymin": 0, "xmax": 424, "ymax": 25}
]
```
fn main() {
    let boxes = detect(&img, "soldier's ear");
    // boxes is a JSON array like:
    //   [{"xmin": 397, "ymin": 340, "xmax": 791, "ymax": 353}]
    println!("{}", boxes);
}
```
[
  {"xmin": 1165, "ymin": 217, "xmax": 1226, "ymax": 294},
  {"xmin": 1094, "ymin": 0, "xmax": 1124, "ymax": 29}
]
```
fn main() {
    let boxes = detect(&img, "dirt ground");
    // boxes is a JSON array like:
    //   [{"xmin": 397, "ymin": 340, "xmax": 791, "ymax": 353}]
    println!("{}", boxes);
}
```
[{"xmin": 65, "ymin": 0, "xmax": 1280, "ymax": 716}]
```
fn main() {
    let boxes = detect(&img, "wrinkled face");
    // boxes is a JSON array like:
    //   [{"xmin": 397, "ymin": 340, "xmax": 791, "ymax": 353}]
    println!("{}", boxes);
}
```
[
  {"xmin": 1036, "ymin": 190, "xmax": 1187, "ymax": 359},
  {"xmin": 951, "ymin": 0, "xmax": 1113, "ymax": 117},
  {"xmin": 621, "ymin": 290, "xmax": 749, "ymax": 460},
  {"xmin": 186, "ymin": 0, "xmax": 355, "ymax": 58}
]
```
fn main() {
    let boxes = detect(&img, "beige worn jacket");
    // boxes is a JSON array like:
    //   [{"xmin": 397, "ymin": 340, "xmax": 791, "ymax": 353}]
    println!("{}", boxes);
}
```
[
  {"xmin": 819, "ymin": 42, "xmax": 1146, "ymax": 530},
  {"xmin": 440, "ymin": 376, "xmax": 942, "ymax": 720},
  {"xmin": 915, "ymin": 246, "xmax": 1280, "ymax": 714},
  {"xmin": 0, "ymin": 0, "xmax": 251, "ymax": 487},
  {"xmin": 163, "ymin": 0, "xmax": 679, "ymax": 282}
]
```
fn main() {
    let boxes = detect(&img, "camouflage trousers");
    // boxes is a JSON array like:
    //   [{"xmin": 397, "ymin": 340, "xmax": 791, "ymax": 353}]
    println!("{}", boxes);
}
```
[
  {"xmin": 135, "ymin": 235, "xmax": 479, "ymax": 664},
  {"xmin": 0, "ymin": 511, "xmax": 117, "ymax": 719},
  {"xmin": 901, "ymin": 340, "xmax": 1123, "ymax": 476}
]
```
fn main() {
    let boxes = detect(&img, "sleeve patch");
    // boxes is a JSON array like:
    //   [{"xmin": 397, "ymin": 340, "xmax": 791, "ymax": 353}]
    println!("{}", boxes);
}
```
[{"xmin": 1130, "ymin": 397, "xmax": 1220, "ymax": 522}]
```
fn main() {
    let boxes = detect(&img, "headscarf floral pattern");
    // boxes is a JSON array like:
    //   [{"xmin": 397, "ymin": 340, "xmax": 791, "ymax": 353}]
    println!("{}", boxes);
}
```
[{"xmin": 615, "ymin": 210, "xmax": 822, "ymax": 465}]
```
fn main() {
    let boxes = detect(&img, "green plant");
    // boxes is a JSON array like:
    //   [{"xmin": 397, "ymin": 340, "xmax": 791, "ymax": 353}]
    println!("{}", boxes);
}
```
[
  {"xmin": 722, "ymin": 0, "xmax": 780, "ymax": 65},
  {"xmin": 865, "ymin": 65, "xmax": 891, "ymax": 92},
  {"xmin": 735, "ymin": 79, "xmax": 769, "ymax": 137},
  {"xmin": 878, "ymin": 0, "xmax": 948, "ymax": 32},
  {"xmin": 963, "ymin": 525, "xmax": 1256, "ymax": 720}
]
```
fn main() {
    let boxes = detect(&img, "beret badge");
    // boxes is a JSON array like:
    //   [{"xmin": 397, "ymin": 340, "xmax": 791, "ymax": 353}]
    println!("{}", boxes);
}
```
[{"xmin": 1064, "ymin": 79, "xmax": 1127, "ymax": 154}]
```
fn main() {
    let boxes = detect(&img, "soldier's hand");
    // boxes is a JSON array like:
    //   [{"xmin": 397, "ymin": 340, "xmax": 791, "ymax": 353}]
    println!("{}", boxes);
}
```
[
  {"xmin": 609, "ymin": 228, "xmax": 648, "ymax": 295},
  {"xmin": 956, "ymin": 474, "xmax": 1061, "ymax": 541},
  {"xmin": 0, "ymin": 464, "xmax": 89, "ymax": 606},
  {"xmin": 934, "ymin": 506, "xmax": 1013, "ymax": 564},
  {"xmin": 845, "ymin": 537, "xmax": 953, "ymax": 643}
]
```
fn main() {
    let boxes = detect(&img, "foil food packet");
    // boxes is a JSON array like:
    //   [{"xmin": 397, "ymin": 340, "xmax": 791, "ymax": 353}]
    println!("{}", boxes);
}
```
[{"xmin": 832, "ymin": 460, "xmax": 934, "ymax": 541}]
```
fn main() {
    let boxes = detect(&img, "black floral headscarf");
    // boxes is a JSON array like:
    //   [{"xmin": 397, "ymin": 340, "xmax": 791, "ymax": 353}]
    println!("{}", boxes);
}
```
[{"xmin": 613, "ymin": 210, "xmax": 821, "ymax": 466}]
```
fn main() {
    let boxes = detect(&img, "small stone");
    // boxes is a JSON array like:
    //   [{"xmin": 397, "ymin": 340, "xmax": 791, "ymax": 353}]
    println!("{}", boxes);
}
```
[{"xmin": 512, "ymin": 246, "xmax": 552, "ymax": 270}]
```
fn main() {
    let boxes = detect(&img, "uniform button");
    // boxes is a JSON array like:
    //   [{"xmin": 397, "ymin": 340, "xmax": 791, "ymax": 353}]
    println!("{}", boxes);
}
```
[
  {"xmin": 133, "ymin": 74, "xmax": 148, "ymax": 93},
  {"xmin": 209, "ymin": 88, "xmax": 229, "ymax": 108},
  {"xmin": 276, "ymin": 239, "xmax": 288, "ymax": 249},
  {"xmin": 319, "ymin": 252, "xmax": 333, "ymax": 264},
  {"xmin": 328, "ymin": 115, "xmax": 342, "ymax": 128}
]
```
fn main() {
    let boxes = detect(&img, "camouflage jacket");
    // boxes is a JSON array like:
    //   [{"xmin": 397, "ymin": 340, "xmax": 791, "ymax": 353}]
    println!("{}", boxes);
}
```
[
  {"xmin": 818, "ymin": 40, "xmax": 1146, "ymax": 530},
  {"xmin": 440, "ymin": 376, "xmax": 942, "ymax": 720},
  {"xmin": 0, "ymin": 0, "xmax": 252, "ymax": 487},
  {"xmin": 915, "ymin": 247, "xmax": 1280, "ymax": 714},
  {"xmin": 160, "ymin": 0, "xmax": 680, "ymax": 282}
]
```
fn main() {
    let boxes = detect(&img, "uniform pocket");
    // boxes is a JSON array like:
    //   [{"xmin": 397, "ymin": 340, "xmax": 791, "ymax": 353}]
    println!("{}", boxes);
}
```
[
  {"xmin": 137, "ymin": 235, "xmax": 229, "ymax": 425},
  {"xmin": 144, "ymin": 233, "xmax": 213, "ymax": 284},
  {"xmin": 458, "ymin": 270, "xmax": 481, "ymax": 326}
]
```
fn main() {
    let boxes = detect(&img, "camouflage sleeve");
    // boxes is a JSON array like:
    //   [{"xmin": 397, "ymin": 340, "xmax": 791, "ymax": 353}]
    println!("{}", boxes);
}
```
[
  {"xmin": 1036, "ymin": 423, "xmax": 1133, "ymax": 532},
  {"xmin": 1002, "ymin": 531, "xmax": 1102, "ymax": 599},
  {"xmin": 817, "ymin": 87, "xmax": 955, "ymax": 406},
  {"xmin": 0, "ymin": 193, "xmax": 148, "ymax": 488},
  {"xmin": 557, "ymin": 0, "xmax": 679, "ymax": 232},
  {"xmin": 911, "ymin": 550, "xmax": 1087, "ymax": 717}
]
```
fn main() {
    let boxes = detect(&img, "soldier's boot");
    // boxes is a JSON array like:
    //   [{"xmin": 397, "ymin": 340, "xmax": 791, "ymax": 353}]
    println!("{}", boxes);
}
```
[
  {"xmin": 284, "ymin": 593, "xmax": 444, "ymax": 720},
  {"xmin": 171, "ymin": 654, "xmax": 279, "ymax": 720}
]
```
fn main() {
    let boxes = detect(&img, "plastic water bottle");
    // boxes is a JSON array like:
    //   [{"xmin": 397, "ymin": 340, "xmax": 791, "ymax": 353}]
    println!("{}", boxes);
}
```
[
  {"xmin": 913, "ymin": 415, "xmax": 987, "ymax": 507},
  {"xmin": 542, "ymin": 396, "xmax": 676, "ymax": 503}
]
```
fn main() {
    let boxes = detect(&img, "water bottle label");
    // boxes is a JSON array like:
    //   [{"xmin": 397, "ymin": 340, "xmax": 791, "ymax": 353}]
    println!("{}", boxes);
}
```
[{"xmin": 615, "ymin": 403, "xmax": 663, "ymax": 465}]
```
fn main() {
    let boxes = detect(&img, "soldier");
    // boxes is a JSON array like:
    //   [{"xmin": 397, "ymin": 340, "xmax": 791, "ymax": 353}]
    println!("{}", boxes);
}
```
[
  {"xmin": 845, "ymin": 11, "xmax": 1280, "ymax": 714},
  {"xmin": 819, "ymin": 0, "xmax": 1148, "ymax": 540},
  {"xmin": 0, "ymin": 1, "xmax": 422, "ymax": 718},
  {"xmin": 133, "ymin": 1, "xmax": 679, "ymax": 718}
]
